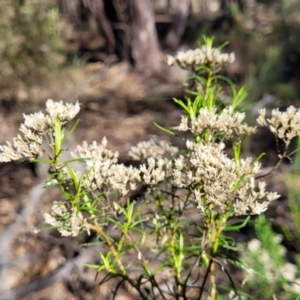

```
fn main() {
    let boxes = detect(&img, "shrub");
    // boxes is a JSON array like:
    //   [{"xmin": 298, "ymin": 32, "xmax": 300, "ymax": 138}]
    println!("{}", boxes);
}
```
[
  {"xmin": 0, "ymin": 0, "xmax": 64, "ymax": 93},
  {"xmin": 1, "ymin": 36, "xmax": 300, "ymax": 299}
]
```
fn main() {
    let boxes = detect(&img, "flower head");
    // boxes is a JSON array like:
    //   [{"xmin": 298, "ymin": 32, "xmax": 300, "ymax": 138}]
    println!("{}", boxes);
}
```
[
  {"xmin": 257, "ymin": 106, "xmax": 300, "ymax": 146},
  {"xmin": 0, "ymin": 99, "xmax": 80, "ymax": 162},
  {"xmin": 167, "ymin": 45, "xmax": 235, "ymax": 71},
  {"xmin": 43, "ymin": 201, "xmax": 86, "ymax": 237},
  {"xmin": 176, "ymin": 106, "xmax": 256, "ymax": 142},
  {"xmin": 71, "ymin": 138, "xmax": 140, "ymax": 196}
]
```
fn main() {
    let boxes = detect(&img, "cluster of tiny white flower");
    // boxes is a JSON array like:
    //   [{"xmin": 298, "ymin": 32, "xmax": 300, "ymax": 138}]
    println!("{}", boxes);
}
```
[
  {"xmin": 167, "ymin": 45, "xmax": 235, "ymax": 71},
  {"xmin": 45, "ymin": 99, "xmax": 80, "ymax": 125},
  {"xmin": 43, "ymin": 201, "xmax": 85, "ymax": 236},
  {"xmin": 128, "ymin": 138, "xmax": 279, "ymax": 215},
  {"xmin": 129, "ymin": 138, "xmax": 178, "ymax": 161},
  {"xmin": 257, "ymin": 105, "xmax": 300, "ymax": 146},
  {"xmin": 139, "ymin": 156, "xmax": 173, "ymax": 185},
  {"xmin": 177, "ymin": 106, "xmax": 257, "ymax": 141},
  {"xmin": 128, "ymin": 138, "xmax": 178, "ymax": 185},
  {"xmin": 3, "ymin": 98, "xmax": 299, "ymax": 234},
  {"xmin": 174, "ymin": 141, "xmax": 279, "ymax": 215},
  {"xmin": 0, "ymin": 99, "xmax": 80, "ymax": 162},
  {"xmin": 72, "ymin": 138, "xmax": 140, "ymax": 195}
]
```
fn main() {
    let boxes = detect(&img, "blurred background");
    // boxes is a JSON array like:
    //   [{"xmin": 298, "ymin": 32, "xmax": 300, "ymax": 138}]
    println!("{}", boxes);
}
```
[{"xmin": 1, "ymin": 0, "xmax": 300, "ymax": 299}]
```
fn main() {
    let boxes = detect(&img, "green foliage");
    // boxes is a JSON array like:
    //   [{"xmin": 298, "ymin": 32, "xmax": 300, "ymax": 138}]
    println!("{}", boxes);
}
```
[
  {"xmin": 0, "ymin": 0, "xmax": 64, "ymax": 93},
  {"xmin": 242, "ymin": 215, "xmax": 300, "ymax": 300},
  {"xmin": 284, "ymin": 137, "xmax": 300, "ymax": 250}
]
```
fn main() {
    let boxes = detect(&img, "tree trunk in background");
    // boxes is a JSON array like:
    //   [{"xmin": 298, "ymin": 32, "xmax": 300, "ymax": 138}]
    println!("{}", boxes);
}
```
[
  {"xmin": 165, "ymin": 0, "xmax": 190, "ymax": 51},
  {"xmin": 128, "ymin": 0, "xmax": 161, "ymax": 73},
  {"xmin": 58, "ymin": 0, "xmax": 162, "ymax": 73}
]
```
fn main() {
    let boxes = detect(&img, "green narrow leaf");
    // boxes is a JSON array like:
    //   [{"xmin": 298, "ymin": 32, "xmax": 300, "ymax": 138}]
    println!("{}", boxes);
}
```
[
  {"xmin": 85, "ymin": 263, "xmax": 100, "ymax": 269},
  {"xmin": 214, "ymin": 75, "xmax": 237, "ymax": 98},
  {"xmin": 232, "ymin": 85, "xmax": 248, "ymax": 108},
  {"xmin": 173, "ymin": 97, "xmax": 189, "ymax": 111},
  {"xmin": 63, "ymin": 119, "xmax": 80, "ymax": 143},
  {"xmin": 225, "ymin": 216, "xmax": 251, "ymax": 231},
  {"xmin": 153, "ymin": 122, "xmax": 175, "ymax": 135},
  {"xmin": 185, "ymin": 74, "xmax": 207, "ymax": 85}
]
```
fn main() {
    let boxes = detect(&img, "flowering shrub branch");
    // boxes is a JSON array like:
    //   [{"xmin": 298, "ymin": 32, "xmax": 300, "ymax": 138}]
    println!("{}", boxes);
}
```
[{"xmin": 1, "ymin": 36, "xmax": 300, "ymax": 299}]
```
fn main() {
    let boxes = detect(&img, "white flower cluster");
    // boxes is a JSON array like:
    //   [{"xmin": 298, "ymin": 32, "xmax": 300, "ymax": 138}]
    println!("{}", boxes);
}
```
[
  {"xmin": 139, "ymin": 156, "xmax": 173, "ymax": 185},
  {"xmin": 129, "ymin": 138, "xmax": 178, "ymax": 161},
  {"xmin": 71, "ymin": 138, "xmax": 179, "ymax": 192},
  {"xmin": 45, "ymin": 99, "xmax": 80, "ymax": 125},
  {"xmin": 0, "ymin": 98, "xmax": 282, "ymax": 231},
  {"xmin": 257, "ymin": 106, "xmax": 300, "ymax": 146},
  {"xmin": 129, "ymin": 139, "xmax": 178, "ymax": 185},
  {"xmin": 177, "ymin": 106, "xmax": 256, "ymax": 141},
  {"xmin": 43, "ymin": 201, "xmax": 85, "ymax": 236},
  {"xmin": 167, "ymin": 45, "xmax": 235, "ymax": 70},
  {"xmin": 0, "ymin": 99, "xmax": 80, "ymax": 162},
  {"xmin": 125, "ymin": 110, "xmax": 278, "ymax": 215},
  {"xmin": 72, "ymin": 138, "xmax": 140, "ymax": 195},
  {"xmin": 174, "ymin": 141, "xmax": 279, "ymax": 215},
  {"xmin": 128, "ymin": 140, "xmax": 278, "ymax": 215}
]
